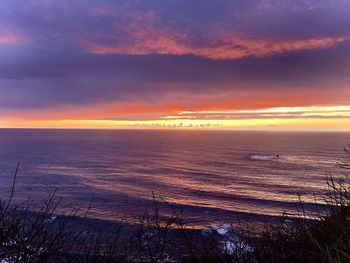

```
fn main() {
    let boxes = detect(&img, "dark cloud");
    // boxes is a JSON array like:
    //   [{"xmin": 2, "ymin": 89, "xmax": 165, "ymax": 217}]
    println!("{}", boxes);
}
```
[
  {"xmin": 0, "ymin": 0, "xmax": 349, "ymax": 118},
  {"xmin": 1, "ymin": 40, "xmax": 350, "ymax": 113},
  {"xmin": 1, "ymin": 0, "xmax": 349, "ymax": 51}
]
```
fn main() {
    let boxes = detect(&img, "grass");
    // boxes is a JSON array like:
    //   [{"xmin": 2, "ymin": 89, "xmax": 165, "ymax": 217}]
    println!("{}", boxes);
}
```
[{"xmin": 0, "ymin": 146, "xmax": 350, "ymax": 262}]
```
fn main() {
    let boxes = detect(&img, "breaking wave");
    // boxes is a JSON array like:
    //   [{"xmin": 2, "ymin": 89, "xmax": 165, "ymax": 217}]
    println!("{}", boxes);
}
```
[{"xmin": 249, "ymin": 154, "xmax": 280, "ymax": 161}]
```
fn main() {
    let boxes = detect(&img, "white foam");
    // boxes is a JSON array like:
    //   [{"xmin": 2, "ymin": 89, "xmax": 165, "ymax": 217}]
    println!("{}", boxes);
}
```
[
  {"xmin": 217, "ymin": 228, "xmax": 228, "ymax": 235},
  {"xmin": 220, "ymin": 240, "xmax": 254, "ymax": 255},
  {"xmin": 222, "ymin": 240, "xmax": 236, "ymax": 254},
  {"xmin": 250, "ymin": 154, "xmax": 279, "ymax": 161},
  {"xmin": 216, "ymin": 223, "xmax": 231, "ymax": 235}
]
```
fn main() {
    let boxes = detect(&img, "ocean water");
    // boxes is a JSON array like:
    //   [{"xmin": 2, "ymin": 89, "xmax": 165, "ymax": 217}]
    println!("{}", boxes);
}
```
[{"xmin": 0, "ymin": 129, "xmax": 349, "ymax": 227}]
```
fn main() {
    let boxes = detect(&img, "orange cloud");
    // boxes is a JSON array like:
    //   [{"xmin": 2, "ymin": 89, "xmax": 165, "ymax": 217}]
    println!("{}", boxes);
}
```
[
  {"xmin": 3, "ymin": 89, "xmax": 344, "ymax": 122},
  {"xmin": 76, "ymin": 3, "xmax": 349, "ymax": 60},
  {"xmin": 83, "ymin": 31, "xmax": 348, "ymax": 60},
  {"xmin": 2, "ymin": 89, "xmax": 349, "ymax": 131}
]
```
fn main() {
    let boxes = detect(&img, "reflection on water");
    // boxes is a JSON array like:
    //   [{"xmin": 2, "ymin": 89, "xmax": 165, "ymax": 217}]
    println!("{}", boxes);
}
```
[{"xmin": 0, "ymin": 129, "xmax": 348, "ymax": 226}]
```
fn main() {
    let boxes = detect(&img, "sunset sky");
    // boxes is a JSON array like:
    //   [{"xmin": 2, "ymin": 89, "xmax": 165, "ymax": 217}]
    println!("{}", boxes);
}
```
[{"xmin": 1, "ymin": 0, "xmax": 350, "ymax": 130}]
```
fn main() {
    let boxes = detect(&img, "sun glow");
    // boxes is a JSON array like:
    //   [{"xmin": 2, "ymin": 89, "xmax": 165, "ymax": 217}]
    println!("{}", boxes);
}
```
[{"xmin": 1, "ymin": 105, "xmax": 350, "ymax": 131}]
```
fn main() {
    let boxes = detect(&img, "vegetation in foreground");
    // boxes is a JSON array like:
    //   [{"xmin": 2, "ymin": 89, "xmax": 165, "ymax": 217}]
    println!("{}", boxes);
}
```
[{"xmin": 0, "ymin": 147, "xmax": 350, "ymax": 263}]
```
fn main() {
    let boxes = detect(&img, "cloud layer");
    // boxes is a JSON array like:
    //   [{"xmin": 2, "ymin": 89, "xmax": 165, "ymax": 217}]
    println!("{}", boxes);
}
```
[{"xmin": 0, "ymin": 0, "xmax": 349, "ymax": 128}]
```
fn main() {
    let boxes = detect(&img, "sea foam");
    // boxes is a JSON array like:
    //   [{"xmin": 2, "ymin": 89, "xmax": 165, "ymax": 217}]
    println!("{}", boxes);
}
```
[{"xmin": 249, "ymin": 154, "xmax": 279, "ymax": 161}]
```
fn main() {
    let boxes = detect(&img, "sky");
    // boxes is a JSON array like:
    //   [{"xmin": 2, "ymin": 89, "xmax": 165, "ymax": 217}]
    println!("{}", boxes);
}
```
[{"xmin": 0, "ymin": 0, "xmax": 350, "ymax": 130}]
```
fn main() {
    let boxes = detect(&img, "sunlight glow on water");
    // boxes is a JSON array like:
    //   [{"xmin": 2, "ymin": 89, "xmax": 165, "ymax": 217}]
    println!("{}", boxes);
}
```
[{"xmin": 0, "ymin": 129, "xmax": 348, "ymax": 226}]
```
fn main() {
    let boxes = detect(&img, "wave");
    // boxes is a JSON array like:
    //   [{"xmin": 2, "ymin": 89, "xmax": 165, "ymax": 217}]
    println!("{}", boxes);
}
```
[{"xmin": 249, "ymin": 154, "xmax": 280, "ymax": 161}]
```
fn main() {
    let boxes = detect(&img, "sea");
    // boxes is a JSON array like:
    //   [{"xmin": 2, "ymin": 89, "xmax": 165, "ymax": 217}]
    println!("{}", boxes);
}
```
[{"xmin": 0, "ymin": 129, "xmax": 349, "ymax": 228}]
